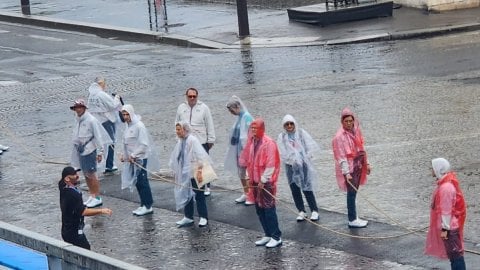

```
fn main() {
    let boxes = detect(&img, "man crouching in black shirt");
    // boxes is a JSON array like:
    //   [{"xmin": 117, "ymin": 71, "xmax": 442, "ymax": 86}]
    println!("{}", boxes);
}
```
[{"xmin": 59, "ymin": 166, "xmax": 112, "ymax": 250}]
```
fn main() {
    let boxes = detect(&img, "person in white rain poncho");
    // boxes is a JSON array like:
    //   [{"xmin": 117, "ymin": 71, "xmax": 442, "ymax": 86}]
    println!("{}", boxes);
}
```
[
  {"xmin": 70, "ymin": 99, "xmax": 113, "ymax": 209},
  {"xmin": 277, "ymin": 115, "xmax": 320, "ymax": 222},
  {"xmin": 120, "ymin": 104, "xmax": 159, "ymax": 216},
  {"xmin": 224, "ymin": 95, "xmax": 254, "ymax": 205},
  {"xmin": 87, "ymin": 76, "xmax": 123, "ymax": 174},
  {"xmin": 170, "ymin": 121, "xmax": 212, "ymax": 228}
]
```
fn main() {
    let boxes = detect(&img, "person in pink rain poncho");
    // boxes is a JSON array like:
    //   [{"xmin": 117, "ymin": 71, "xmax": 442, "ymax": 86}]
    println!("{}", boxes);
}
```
[
  {"xmin": 332, "ymin": 108, "xmax": 371, "ymax": 228},
  {"xmin": 239, "ymin": 118, "xmax": 282, "ymax": 248},
  {"xmin": 425, "ymin": 158, "xmax": 466, "ymax": 270}
]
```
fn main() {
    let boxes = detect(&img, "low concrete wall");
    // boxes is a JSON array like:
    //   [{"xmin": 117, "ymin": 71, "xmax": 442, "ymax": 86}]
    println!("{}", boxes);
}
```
[{"xmin": 0, "ymin": 221, "xmax": 146, "ymax": 270}]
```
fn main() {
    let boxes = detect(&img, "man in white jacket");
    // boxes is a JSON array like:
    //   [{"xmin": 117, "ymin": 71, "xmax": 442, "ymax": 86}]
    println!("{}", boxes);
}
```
[
  {"xmin": 175, "ymin": 87, "xmax": 216, "ymax": 196},
  {"xmin": 87, "ymin": 77, "xmax": 122, "ymax": 174}
]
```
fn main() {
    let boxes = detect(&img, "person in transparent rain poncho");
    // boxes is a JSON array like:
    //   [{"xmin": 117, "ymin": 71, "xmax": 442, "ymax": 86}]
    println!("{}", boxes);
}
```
[
  {"xmin": 119, "ymin": 104, "xmax": 160, "ymax": 216},
  {"xmin": 169, "ymin": 121, "xmax": 212, "ymax": 228},
  {"xmin": 70, "ymin": 99, "xmax": 113, "ymax": 209},
  {"xmin": 224, "ymin": 95, "xmax": 255, "ymax": 206},
  {"xmin": 277, "ymin": 115, "xmax": 320, "ymax": 222},
  {"xmin": 332, "ymin": 108, "xmax": 371, "ymax": 228},
  {"xmin": 86, "ymin": 76, "xmax": 123, "ymax": 175}
]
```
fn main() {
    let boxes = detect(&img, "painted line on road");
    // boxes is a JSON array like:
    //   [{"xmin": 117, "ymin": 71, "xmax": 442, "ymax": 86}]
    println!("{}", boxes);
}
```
[
  {"xmin": 77, "ymin": 42, "xmax": 110, "ymax": 48},
  {"xmin": 28, "ymin": 34, "xmax": 65, "ymax": 42},
  {"xmin": 0, "ymin": 29, "xmax": 9, "ymax": 34}
]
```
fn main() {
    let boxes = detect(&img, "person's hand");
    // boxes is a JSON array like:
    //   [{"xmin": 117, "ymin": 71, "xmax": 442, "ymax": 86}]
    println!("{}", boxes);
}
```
[
  {"xmin": 196, "ymin": 170, "xmax": 203, "ymax": 183},
  {"xmin": 441, "ymin": 230, "xmax": 448, "ymax": 240},
  {"xmin": 119, "ymin": 154, "xmax": 125, "ymax": 163},
  {"xmin": 96, "ymin": 155, "xmax": 103, "ymax": 163},
  {"xmin": 345, "ymin": 174, "xmax": 353, "ymax": 182},
  {"xmin": 128, "ymin": 156, "xmax": 135, "ymax": 164},
  {"xmin": 102, "ymin": 208, "xmax": 113, "ymax": 216},
  {"xmin": 367, "ymin": 164, "xmax": 371, "ymax": 175},
  {"xmin": 258, "ymin": 181, "xmax": 264, "ymax": 190},
  {"xmin": 207, "ymin": 143, "xmax": 214, "ymax": 150}
]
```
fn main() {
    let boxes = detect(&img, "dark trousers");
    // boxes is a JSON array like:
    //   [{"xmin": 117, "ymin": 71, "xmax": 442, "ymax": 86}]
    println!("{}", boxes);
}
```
[
  {"xmin": 285, "ymin": 164, "xmax": 318, "ymax": 213},
  {"xmin": 63, "ymin": 233, "xmax": 91, "ymax": 250},
  {"xmin": 346, "ymin": 166, "xmax": 361, "ymax": 222},
  {"xmin": 444, "ymin": 229, "xmax": 466, "ymax": 270},
  {"xmin": 102, "ymin": 120, "xmax": 116, "ymax": 170},
  {"xmin": 185, "ymin": 178, "xmax": 208, "ymax": 219},
  {"xmin": 202, "ymin": 143, "xmax": 211, "ymax": 188},
  {"xmin": 255, "ymin": 204, "xmax": 281, "ymax": 240},
  {"xmin": 136, "ymin": 159, "xmax": 153, "ymax": 208}
]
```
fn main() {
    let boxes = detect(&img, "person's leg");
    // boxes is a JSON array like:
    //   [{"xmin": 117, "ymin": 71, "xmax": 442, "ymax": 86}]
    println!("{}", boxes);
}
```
[
  {"xmin": 81, "ymin": 151, "xmax": 100, "ymax": 197},
  {"xmin": 101, "ymin": 121, "xmax": 116, "ymax": 170},
  {"xmin": 135, "ymin": 159, "xmax": 153, "ymax": 209},
  {"xmin": 201, "ymin": 143, "xmax": 211, "ymax": 190},
  {"xmin": 286, "ymin": 165, "xmax": 305, "ymax": 212},
  {"xmin": 444, "ymin": 229, "xmax": 466, "ymax": 270},
  {"xmin": 191, "ymin": 178, "xmax": 208, "ymax": 219},
  {"xmin": 255, "ymin": 204, "xmax": 269, "ymax": 236},
  {"xmin": 184, "ymin": 197, "xmax": 194, "ymax": 220},
  {"xmin": 264, "ymin": 207, "xmax": 282, "ymax": 240},
  {"xmin": 346, "ymin": 167, "xmax": 361, "ymax": 222},
  {"xmin": 303, "ymin": 191, "xmax": 319, "ymax": 212}
]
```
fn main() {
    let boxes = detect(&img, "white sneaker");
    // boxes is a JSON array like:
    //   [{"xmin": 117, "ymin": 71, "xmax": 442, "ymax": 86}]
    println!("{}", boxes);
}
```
[
  {"xmin": 204, "ymin": 187, "xmax": 211, "ymax": 196},
  {"xmin": 244, "ymin": 200, "xmax": 255, "ymax": 206},
  {"xmin": 310, "ymin": 211, "xmax": 319, "ymax": 221},
  {"xmin": 176, "ymin": 217, "xmax": 194, "ymax": 227},
  {"xmin": 132, "ymin": 206, "xmax": 143, "ymax": 215},
  {"xmin": 86, "ymin": 197, "xmax": 103, "ymax": 208},
  {"xmin": 0, "ymin": 145, "xmax": 9, "ymax": 151},
  {"xmin": 134, "ymin": 206, "xmax": 153, "ymax": 216},
  {"xmin": 235, "ymin": 194, "xmax": 247, "ymax": 203},
  {"xmin": 198, "ymin": 217, "xmax": 208, "ymax": 227},
  {"xmin": 348, "ymin": 218, "xmax": 368, "ymax": 228},
  {"xmin": 255, "ymin": 237, "xmax": 271, "ymax": 246},
  {"xmin": 296, "ymin": 211, "xmax": 306, "ymax": 222},
  {"xmin": 0, "ymin": 149, "xmax": 3, "ymax": 155},
  {"xmin": 83, "ymin": 196, "xmax": 94, "ymax": 206},
  {"xmin": 265, "ymin": 238, "xmax": 282, "ymax": 248}
]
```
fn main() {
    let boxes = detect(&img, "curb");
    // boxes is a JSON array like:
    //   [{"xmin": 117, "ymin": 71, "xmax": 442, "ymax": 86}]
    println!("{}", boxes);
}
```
[{"xmin": 0, "ymin": 11, "xmax": 227, "ymax": 49}]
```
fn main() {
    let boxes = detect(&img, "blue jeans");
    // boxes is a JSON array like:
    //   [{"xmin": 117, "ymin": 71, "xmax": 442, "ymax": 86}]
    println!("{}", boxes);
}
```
[
  {"xmin": 346, "ymin": 166, "xmax": 361, "ymax": 222},
  {"xmin": 185, "ymin": 178, "xmax": 208, "ymax": 219},
  {"xmin": 255, "ymin": 204, "xmax": 282, "ymax": 240},
  {"xmin": 136, "ymin": 159, "xmax": 153, "ymax": 208},
  {"xmin": 201, "ymin": 143, "xmax": 211, "ymax": 189},
  {"xmin": 102, "ymin": 120, "xmax": 116, "ymax": 170},
  {"xmin": 286, "ymin": 164, "xmax": 318, "ymax": 213}
]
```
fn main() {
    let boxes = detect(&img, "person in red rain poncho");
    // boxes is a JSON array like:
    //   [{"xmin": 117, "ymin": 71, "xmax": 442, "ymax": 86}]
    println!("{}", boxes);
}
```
[
  {"xmin": 239, "ymin": 118, "xmax": 282, "ymax": 248},
  {"xmin": 332, "ymin": 108, "xmax": 371, "ymax": 228},
  {"xmin": 425, "ymin": 158, "xmax": 466, "ymax": 270}
]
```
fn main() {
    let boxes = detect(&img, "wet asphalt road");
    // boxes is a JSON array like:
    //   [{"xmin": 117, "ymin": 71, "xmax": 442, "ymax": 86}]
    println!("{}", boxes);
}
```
[{"xmin": 1, "ymin": 21, "xmax": 480, "ymax": 269}]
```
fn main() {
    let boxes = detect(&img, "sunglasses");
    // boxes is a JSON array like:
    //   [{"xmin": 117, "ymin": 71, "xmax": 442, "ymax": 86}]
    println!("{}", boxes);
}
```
[
  {"xmin": 284, "ymin": 122, "xmax": 294, "ymax": 126},
  {"xmin": 187, "ymin": 95, "xmax": 197, "ymax": 98}
]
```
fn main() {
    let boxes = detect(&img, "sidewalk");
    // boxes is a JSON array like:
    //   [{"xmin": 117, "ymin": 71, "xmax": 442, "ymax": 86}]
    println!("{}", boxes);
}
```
[{"xmin": 0, "ymin": 1, "xmax": 479, "ymax": 48}]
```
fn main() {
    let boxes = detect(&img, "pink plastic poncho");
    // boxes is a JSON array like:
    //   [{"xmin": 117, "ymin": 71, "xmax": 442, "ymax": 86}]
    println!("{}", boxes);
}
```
[
  {"xmin": 425, "ymin": 171, "xmax": 466, "ymax": 259},
  {"xmin": 332, "ymin": 108, "xmax": 368, "ymax": 192},
  {"xmin": 239, "ymin": 118, "xmax": 280, "ymax": 208}
]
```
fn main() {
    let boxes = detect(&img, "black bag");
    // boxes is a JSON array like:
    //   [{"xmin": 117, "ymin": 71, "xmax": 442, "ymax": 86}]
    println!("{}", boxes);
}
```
[
  {"xmin": 112, "ymin": 93, "xmax": 125, "ymax": 123},
  {"xmin": 76, "ymin": 137, "xmax": 94, "ymax": 154}
]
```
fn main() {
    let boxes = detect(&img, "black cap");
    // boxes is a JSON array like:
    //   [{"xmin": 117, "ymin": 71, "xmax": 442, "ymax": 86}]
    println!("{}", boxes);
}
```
[{"xmin": 61, "ymin": 166, "xmax": 81, "ymax": 180}]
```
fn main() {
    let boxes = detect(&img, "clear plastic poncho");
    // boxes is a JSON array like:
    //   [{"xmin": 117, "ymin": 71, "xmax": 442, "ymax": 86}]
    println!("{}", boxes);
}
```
[
  {"xmin": 224, "ymin": 95, "xmax": 253, "ymax": 178},
  {"xmin": 169, "ymin": 121, "xmax": 213, "ymax": 211},
  {"xmin": 277, "ymin": 114, "xmax": 320, "ymax": 191},
  {"xmin": 120, "ymin": 104, "xmax": 160, "ymax": 191}
]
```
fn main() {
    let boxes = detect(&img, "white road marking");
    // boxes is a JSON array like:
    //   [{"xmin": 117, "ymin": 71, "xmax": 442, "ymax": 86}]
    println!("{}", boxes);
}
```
[{"xmin": 28, "ymin": 34, "xmax": 65, "ymax": 42}]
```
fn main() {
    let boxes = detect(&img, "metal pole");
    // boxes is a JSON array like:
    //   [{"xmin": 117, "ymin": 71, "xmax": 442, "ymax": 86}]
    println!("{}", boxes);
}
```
[
  {"xmin": 21, "ymin": 0, "xmax": 31, "ymax": 15},
  {"xmin": 236, "ymin": 0, "xmax": 250, "ymax": 38},
  {"xmin": 147, "ymin": 0, "xmax": 153, "ymax": 30}
]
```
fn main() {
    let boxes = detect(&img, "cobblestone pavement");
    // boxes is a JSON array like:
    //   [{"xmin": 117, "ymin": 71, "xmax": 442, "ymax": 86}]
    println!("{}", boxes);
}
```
[{"xmin": 1, "ymin": 22, "xmax": 480, "ymax": 268}]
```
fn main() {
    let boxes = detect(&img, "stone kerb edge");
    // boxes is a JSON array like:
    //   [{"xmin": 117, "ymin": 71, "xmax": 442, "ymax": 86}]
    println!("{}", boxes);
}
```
[{"xmin": 0, "ymin": 221, "xmax": 147, "ymax": 270}]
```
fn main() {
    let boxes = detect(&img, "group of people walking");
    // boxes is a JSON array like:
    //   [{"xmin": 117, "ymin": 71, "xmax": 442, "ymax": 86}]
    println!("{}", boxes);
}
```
[{"xmin": 57, "ymin": 77, "xmax": 467, "ymax": 269}]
